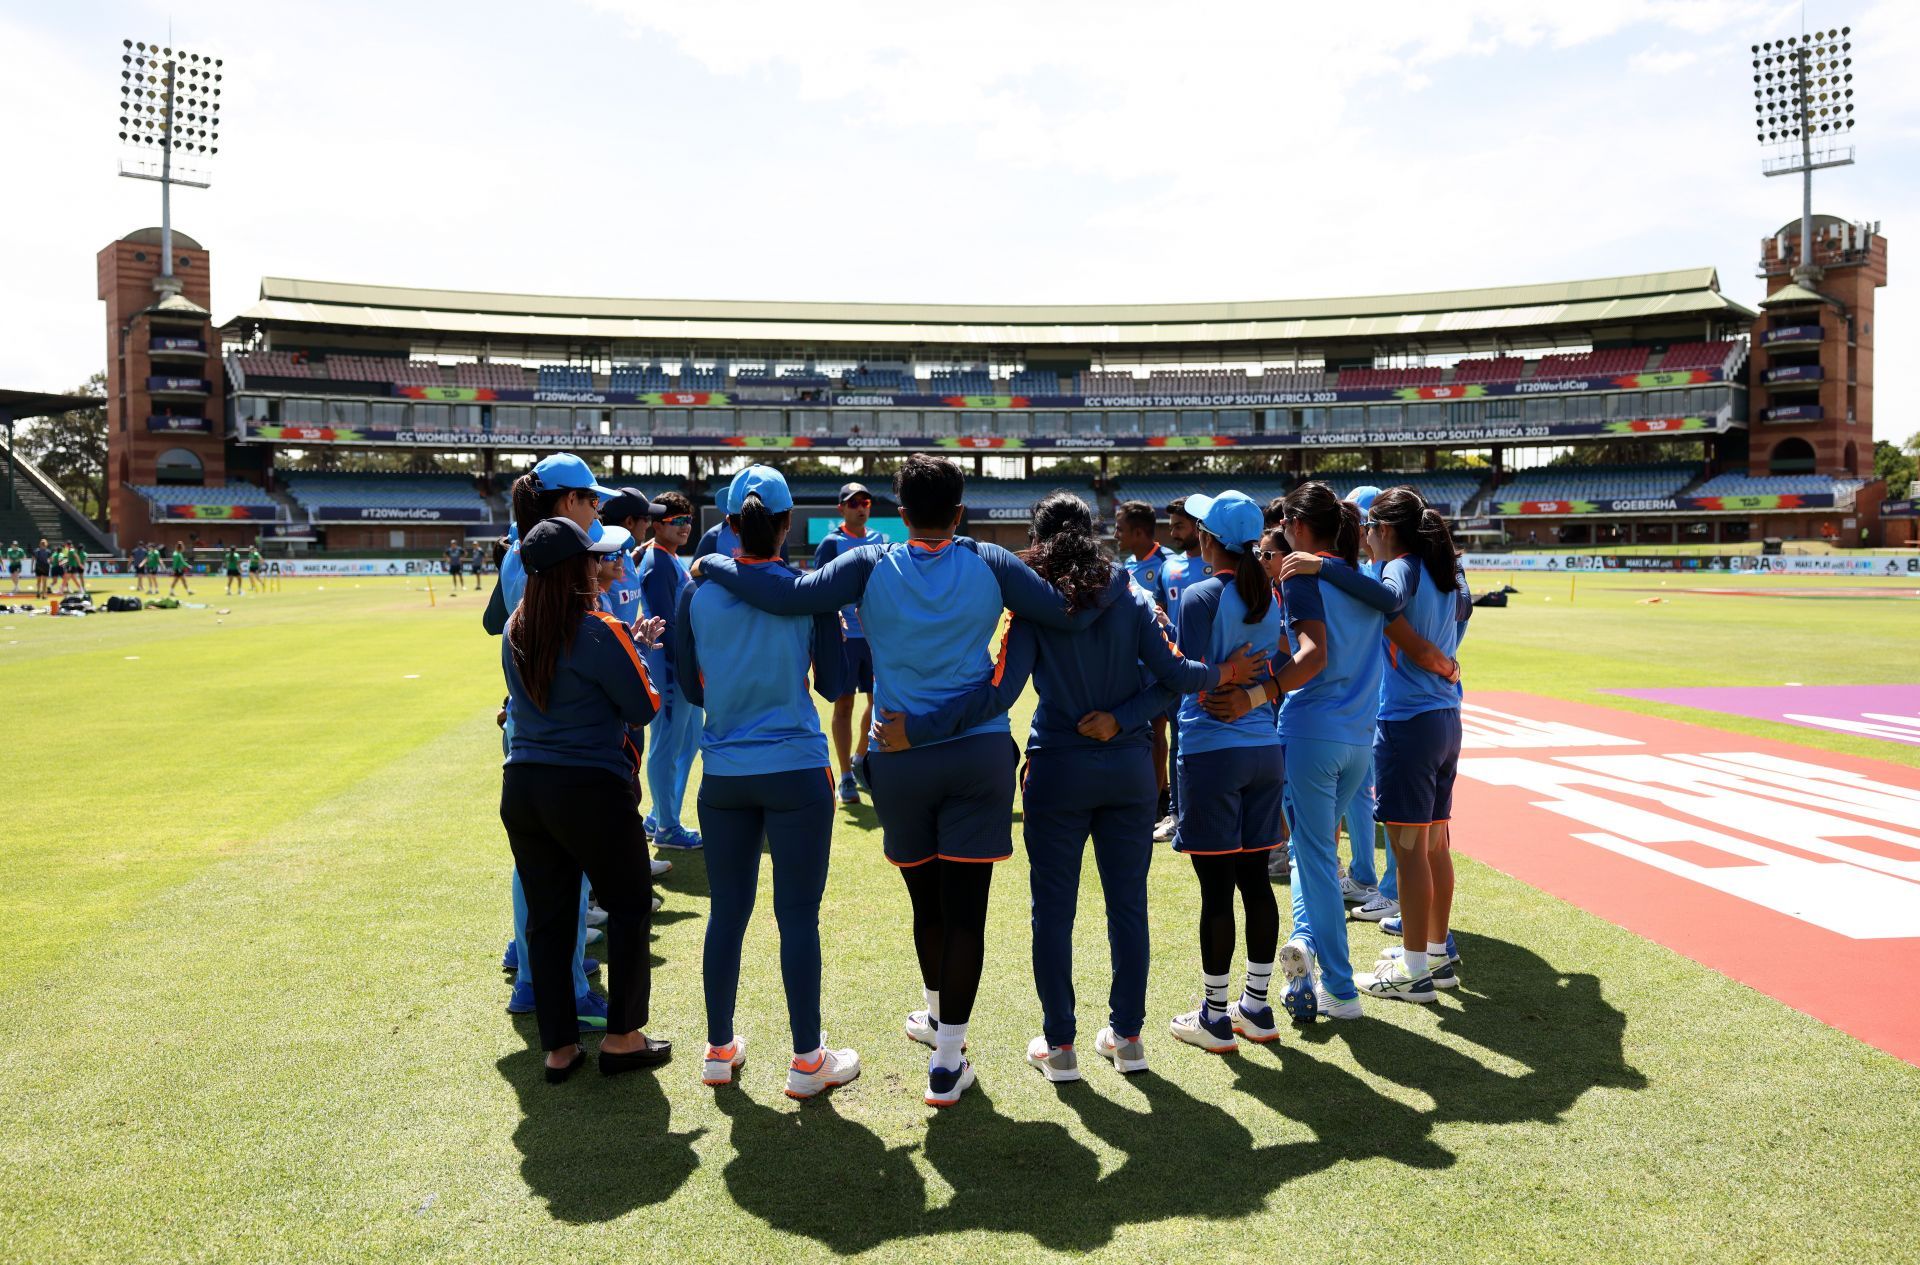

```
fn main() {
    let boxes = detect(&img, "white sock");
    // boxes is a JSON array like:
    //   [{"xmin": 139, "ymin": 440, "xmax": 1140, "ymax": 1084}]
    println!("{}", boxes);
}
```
[
  {"xmin": 1202, "ymin": 971, "xmax": 1231, "ymax": 1019},
  {"xmin": 1427, "ymin": 941, "xmax": 1448, "ymax": 959},
  {"xmin": 934, "ymin": 1020, "xmax": 967, "ymax": 1070},
  {"xmin": 1403, "ymin": 950, "xmax": 1429, "ymax": 976},
  {"xmin": 1242, "ymin": 961, "xmax": 1274, "ymax": 1010},
  {"xmin": 925, "ymin": 988, "xmax": 941, "ymax": 1025}
]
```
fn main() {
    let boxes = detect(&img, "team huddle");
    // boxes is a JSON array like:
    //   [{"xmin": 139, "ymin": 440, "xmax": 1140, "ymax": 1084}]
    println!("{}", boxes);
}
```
[{"xmin": 487, "ymin": 452, "xmax": 1469, "ymax": 1105}]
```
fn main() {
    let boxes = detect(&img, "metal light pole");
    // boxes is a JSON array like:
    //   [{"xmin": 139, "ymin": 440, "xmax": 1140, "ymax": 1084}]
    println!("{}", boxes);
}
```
[
  {"xmin": 117, "ymin": 39, "xmax": 222, "ymax": 293},
  {"xmin": 1752, "ymin": 25, "xmax": 1856, "ymax": 287}
]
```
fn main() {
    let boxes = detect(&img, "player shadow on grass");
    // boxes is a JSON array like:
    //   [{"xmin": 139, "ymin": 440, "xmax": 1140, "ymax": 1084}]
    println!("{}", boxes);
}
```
[
  {"xmin": 494, "ymin": 1045, "xmax": 704, "ymax": 1223},
  {"xmin": 712, "ymin": 931, "xmax": 1639, "ymax": 1252}
]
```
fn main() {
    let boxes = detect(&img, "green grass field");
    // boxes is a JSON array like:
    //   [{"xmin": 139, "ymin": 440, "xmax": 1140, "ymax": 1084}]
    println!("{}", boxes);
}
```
[{"xmin": 4, "ymin": 570, "xmax": 1919, "ymax": 1263}]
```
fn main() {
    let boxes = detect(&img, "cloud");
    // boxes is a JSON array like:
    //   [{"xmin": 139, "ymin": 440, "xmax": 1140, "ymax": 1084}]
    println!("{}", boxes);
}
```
[{"xmin": 1630, "ymin": 47, "xmax": 1700, "ymax": 74}]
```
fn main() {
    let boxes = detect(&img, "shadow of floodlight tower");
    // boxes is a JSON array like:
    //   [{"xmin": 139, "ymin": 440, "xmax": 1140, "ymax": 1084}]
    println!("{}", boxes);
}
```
[
  {"xmin": 1752, "ymin": 24, "xmax": 1857, "ymax": 288},
  {"xmin": 117, "ymin": 38, "xmax": 224, "ymax": 298}
]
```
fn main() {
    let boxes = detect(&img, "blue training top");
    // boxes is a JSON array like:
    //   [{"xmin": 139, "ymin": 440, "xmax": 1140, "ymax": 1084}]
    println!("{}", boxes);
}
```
[
  {"xmin": 636, "ymin": 541, "xmax": 691, "ymax": 687},
  {"xmin": 813, "ymin": 525, "xmax": 891, "ymax": 639},
  {"xmin": 1315, "ymin": 554, "xmax": 1473, "ymax": 721},
  {"xmin": 600, "ymin": 547, "xmax": 644, "ymax": 626},
  {"xmin": 1123, "ymin": 544, "xmax": 1172, "ymax": 611},
  {"xmin": 905, "ymin": 567, "xmax": 1222, "ymax": 752},
  {"xmin": 1161, "ymin": 551, "xmax": 1195, "ymax": 639},
  {"xmin": 674, "ymin": 559, "xmax": 845, "ymax": 777},
  {"xmin": 502, "ymin": 610, "xmax": 660, "ymax": 779},
  {"xmin": 698, "ymin": 536, "xmax": 1089, "ymax": 748},
  {"xmin": 1174, "ymin": 571, "xmax": 1285, "ymax": 754},
  {"xmin": 1277, "ymin": 557, "xmax": 1387, "ymax": 748},
  {"xmin": 693, "ymin": 521, "xmax": 741, "ymax": 561}
]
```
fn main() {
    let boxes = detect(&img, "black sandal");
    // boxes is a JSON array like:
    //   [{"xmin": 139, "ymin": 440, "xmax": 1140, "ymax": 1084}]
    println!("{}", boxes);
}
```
[
  {"xmin": 599, "ymin": 1037, "xmax": 673, "ymax": 1077},
  {"xmin": 544, "ymin": 1048, "xmax": 588, "ymax": 1084}
]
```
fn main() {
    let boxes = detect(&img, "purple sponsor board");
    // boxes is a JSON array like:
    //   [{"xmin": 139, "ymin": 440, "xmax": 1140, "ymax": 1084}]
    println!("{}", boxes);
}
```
[{"xmin": 1607, "ymin": 685, "xmax": 1920, "ymax": 747}]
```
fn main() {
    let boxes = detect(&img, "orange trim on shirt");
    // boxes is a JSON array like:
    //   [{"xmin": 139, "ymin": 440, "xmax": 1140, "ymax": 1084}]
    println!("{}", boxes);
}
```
[
  {"xmin": 990, "ymin": 617, "xmax": 1017, "ymax": 687},
  {"xmin": 908, "ymin": 538, "xmax": 954, "ymax": 552},
  {"xmin": 587, "ymin": 609, "xmax": 662, "ymax": 710}
]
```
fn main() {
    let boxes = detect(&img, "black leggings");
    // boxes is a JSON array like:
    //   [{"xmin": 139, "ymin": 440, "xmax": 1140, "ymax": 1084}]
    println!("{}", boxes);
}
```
[
  {"xmin": 899, "ymin": 859, "xmax": 994, "ymax": 1027},
  {"xmin": 1191, "ymin": 851, "xmax": 1279, "ymax": 977}
]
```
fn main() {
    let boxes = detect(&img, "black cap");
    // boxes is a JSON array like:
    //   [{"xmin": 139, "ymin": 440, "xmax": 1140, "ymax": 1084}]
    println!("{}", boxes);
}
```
[
  {"xmin": 838, "ymin": 481, "xmax": 872, "ymax": 504},
  {"xmin": 520, "ymin": 517, "xmax": 594, "ymax": 575},
  {"xmin": 600, "ymin": 487, "xmax": 666, "ymax": 525}
]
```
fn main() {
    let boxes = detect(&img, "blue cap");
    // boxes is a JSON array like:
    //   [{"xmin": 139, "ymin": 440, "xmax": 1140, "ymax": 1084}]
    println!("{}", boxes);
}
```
[
  {"xmin": 590, "ymin": 525, "xmax": 634, "ymax": 555},
  {"xmin": 1347, "ymin": 485, "xmax": 1384, "ymax": 513},
  {"xmin": 727, "ymin": 465, "xmax": 794, "ymax": 514},
  {"xmin": 1185, "ymin": 490, "xmax": 1264, "ymax": 550},
  {"xmin": 531, "ymin": 453, "xmax": 616, "ymax": 500}
]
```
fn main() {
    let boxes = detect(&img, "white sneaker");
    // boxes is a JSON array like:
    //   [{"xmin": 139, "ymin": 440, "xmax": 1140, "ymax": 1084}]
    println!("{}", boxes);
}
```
[
  {"xmin": 702, "ymin": 1035, "xmax": 746, "ymax": 1086},
  {"xmin": 786, "ymin": 1043, "xmax": 861, "ymax": 1099},
  {"xmin": 904, "ymin": 1009, "xmax": 937, "ymax": 1048},
  {"xmin": 1169, "ymin": 1005, "xmax": 1238, "ymax": 1053},
  {"xmin": 1280, "ymin": 937, "xmax": 1316, "ymax": 985},
  {"xmin": 1025, "ymin": 1035, "xmax": 1081, "ymax": 1082},
  {"xmin": 1352, "ymin": 894, "xmax": 1399, "ymax": 922},
  {"xmin": 1152, "ymin": 815, "xmax": 1177, "ymax": 843},
  {"xmin": 650, "ymin": 856, "xmax": 672, "ymax": 878},
  {"xmin": 584, "ymin": 926, "xmax": 605, "ymax": 946},
  {"xmin": 1339, "ymin": 874, "xmax": 1376, "ymax": 905},
  {"xmin": 1228, "ymin": 999, "xmax": 1279, "ymax": 1044},
  {"xmin": 1094, "ymin": 1026, "xmax": 1148, "ymax": 1074},
  {"xmin": 651, "ymin": 893, "xmax": 663, "ymax": 912},
  {"xmin": 1314, "ymin": 987, "xmax": 1364, "ymax": 1019},
  {"xmin": 1361, "ymin": 958, "xmax": 1437, "ymax": 1003},
  {"xmin": 925, "ymin": 1057, "xmax": 976, "ymax": 1107},
  {"xmin": 585, "ymin": 904, "xmax": 609, "ymax": 928}
]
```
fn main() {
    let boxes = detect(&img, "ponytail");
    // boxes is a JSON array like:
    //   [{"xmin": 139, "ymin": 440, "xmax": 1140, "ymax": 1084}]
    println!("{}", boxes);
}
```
[
  {"xmin": 732, "ymin": 492, "xmax": 790, "ymax": 559},
  {"xmin": 1334, "ymin": 500, "xmax": 1361, "ymax": 567},
  {"xmin": 1021, "ymin": 491, "xmax": 1113, "ymax": 615},
  {"xmin": 1279, "ymin": 480, "xmax": 1356, "ymax": 566},
  {"xmin": 1370, "ymin": 487, "xmax": 1459, "ymax": 591},
  {"xmin": 511, "ymin": 472, "xmax": 569, "ymax": 542},
  {"xmin": 1204, "ymin": 526, "xmax": 1272, "ymax": 623}
]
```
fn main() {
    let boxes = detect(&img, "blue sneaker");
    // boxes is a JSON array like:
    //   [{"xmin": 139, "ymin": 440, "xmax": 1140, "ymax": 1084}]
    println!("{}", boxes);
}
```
[
  {"xmin": 506, "ymin": 980, "xmax": 536, "ymax": 1014},
  {"xmin": 1380, "ymin": 915, "xmax": 1403, "ymax": 937},
  {"xmin": 583, "ymin": 957, "xmax": 601, "ymax": 979},
  {"xmin": 653, "ymin": 826, "xmax": 703, "ymax": 851},
  {"xmin": 576, "ymin": 991, "xmax": 609, "ymax": 1032},
  {"xmin": 501, "ymin": 939, "xmax": 518, "ymax": 974},
  {"xmin": 643, "ymin": 813, "xmax": 658, "ymax": 837},
  {"xmin": 837, "ymin": 771, "xmax": 860, "ymax": 805}
]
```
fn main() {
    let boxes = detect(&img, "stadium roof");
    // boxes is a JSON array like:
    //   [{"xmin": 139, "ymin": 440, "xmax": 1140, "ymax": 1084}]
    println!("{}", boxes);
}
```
[{"xmin": 228, "ymin": 269, "xmax": 1755, "ymax": 351}]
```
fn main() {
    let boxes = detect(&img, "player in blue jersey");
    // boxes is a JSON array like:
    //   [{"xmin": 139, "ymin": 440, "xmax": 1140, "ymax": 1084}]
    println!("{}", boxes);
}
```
[
  {"xmin": 1288, "ymin": 488, "xmax": 1472, "ymax": 1002},
  {"xmin": 694, "ymin": 454, "xmax": 1091, "ymax": 1106},
  {"xmin": 674, "ymin": 466, "xmax": 864, "ymax": 1097},
  {"xmin": 499, "ymin": 516, "xmax": 666, "ymax": 1081},
  {"xmin": 638, "ymin": 491, "xmax": 703, "ymax": 850},
  {"xmin": 815, "ymin": 482, "xmax": 890, "ymax": 805},
  {"xmin": 1154, "ymin": 498, "xmax": 1202, "ymax": 841},
  {"xmin": 1115, "ymin": 500, "xmax": 1177, "ymax": 826},
  {"xmin": 1165, "ymin": 490, "xmax": 1327, "ymax": 1053},
  {"xmin": 874, "ymin": 492, "xmax": 1263, "ymax": 1078}
]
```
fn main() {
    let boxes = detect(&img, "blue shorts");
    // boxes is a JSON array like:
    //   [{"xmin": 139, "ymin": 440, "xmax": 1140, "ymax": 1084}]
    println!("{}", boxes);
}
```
[
  {"xmin": 1374, "ymin": 708, "xmax": 1463, "ymax": 827},
  {"xmin": 1173, "ymin": 744, "xmax": 1285, "ymax": 855},
  {"xmin": 842, "ymin": 637, "xmax": 873, "ymax": 697},
  {"xmin": 862, "ymin": 731, "xmax": 1017, "ymax": 866}
]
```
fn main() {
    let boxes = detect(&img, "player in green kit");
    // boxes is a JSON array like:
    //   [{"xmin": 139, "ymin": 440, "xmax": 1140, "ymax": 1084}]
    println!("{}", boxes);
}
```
[
  {"xmin": 67, "ymin": 543, "xmax": 87, "ymax": 596},
  {"xmin": 247, "ymin": 546, "xmax": 265, "ymax": 593},
  {"xmin": 223, "ymin": 546, "xmax": 242, "ymax": 595},
  {"xmin": 5, "ymin": 541, "xmax": 22, "ymax": 595},
  {"xmin": 168, "ymin": 541, "xmax": 192, "ymax": 596}
]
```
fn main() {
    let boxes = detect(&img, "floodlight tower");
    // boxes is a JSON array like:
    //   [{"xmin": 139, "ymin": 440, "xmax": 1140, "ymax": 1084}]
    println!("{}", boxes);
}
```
[
  {"xmin": 1752, "ymin": 25, "xmax": 1854, "ymax": 287},
  {"xmin": 117, "ymin": 39, "xmax": 222, "ymax": 296}
]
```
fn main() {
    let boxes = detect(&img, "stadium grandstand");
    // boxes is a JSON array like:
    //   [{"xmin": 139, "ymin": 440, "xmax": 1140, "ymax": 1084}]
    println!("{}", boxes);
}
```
[{"xmin": 90, "ymin": 216, "xmax": 1893, "ymax": 555}]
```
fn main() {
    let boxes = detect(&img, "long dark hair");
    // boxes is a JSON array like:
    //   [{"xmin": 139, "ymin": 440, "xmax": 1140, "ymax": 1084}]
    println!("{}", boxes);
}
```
[
  {"xmin": 731, "ymin": 492, "xmax": 791, "ymax": 559},
  {"xmin": 1201, "ymin": 526, "xmax": 1272, "ymax": 623},
  {"xmin": 511, "ymin": 473, "xmax": 573, "ymax": 542},
  {"xmin": 506, "ymin": 551, "xmax": 595, "ymax": 711},
  {"xmin": 1280, "ymin": 481, "xmax": 1359, "ymax": 567},
  {"xmin": 1020, "ymin": 491, "xmax": 1114, "ymax": 615},
  {"xmin": 1371, "ymin": 486, "xmax": 1460, "ymax": 591}
]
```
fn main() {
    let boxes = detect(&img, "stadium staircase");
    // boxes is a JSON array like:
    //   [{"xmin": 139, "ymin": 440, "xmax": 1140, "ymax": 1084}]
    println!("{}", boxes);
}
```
[{"xmin": 0, "ymin": 443, "xmax": 114, "ymax": 552}]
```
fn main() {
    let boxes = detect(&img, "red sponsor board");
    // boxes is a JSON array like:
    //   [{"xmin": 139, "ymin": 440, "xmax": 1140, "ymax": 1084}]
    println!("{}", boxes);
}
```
[{"xmin": 1452, "ymin": 693, "xmax": 1920, "ymax": 1066}]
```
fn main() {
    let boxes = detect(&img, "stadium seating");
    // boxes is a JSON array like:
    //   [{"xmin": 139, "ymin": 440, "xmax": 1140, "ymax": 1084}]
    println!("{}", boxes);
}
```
[
  {"xmin": 1655, "ymin": 342, "xmax": 1741, "ymax": 374},
  {"xmin": 233, "ymin": 351, "xmax": 312, "ymax": 380},
  {"xmin": 1311, "ymin": 471, "xmax": 1484, "ymax": 512},
  {"xmin": 680, "ymin": 365, "xmax": 726, "ymax": 392},
  {"xmin": 1492, "ymin": 464, "xmax": 1699, "ymax": 503},
  {"xmin": 846, "ymin": 366, "xmax": 912, "ymax": 392},
  {"xmin": 1534, "ymin": 347, "xmax": 1649, "ymax": 378},
  {"xmin": 610, "ymin": 365, "xmax": 672, "ymax": 393},
  {"xmin": 1006, "ymin": 369, "xmax": 1060, "ymax": 395},
  {"xmin": 1145, "ymin": 370, "xmax": 1257, "ymax": 397},
  {"xmin": 963, "ymin": 478, "xmax": 1096, "ymax": 518},
  {"xmin": 1252, "ymin": 368, "xmax": 1328, "ymax": 393},
  {"xmin": 454, "ymin": 362, "xmax": 530, "ymax": 390},
  {"xmin": 926, "ymin": 369, "xmax": 993, "ymax": 395},
  {"xmin": 281, "ymin": 472, "xmax": 491, "ymax": 515},
  {"xmin": 132, "ymin": 482, "xmax": 286, "ymax": 518},
  {"xmin": 1449, "ymin": 357, "xmax": 1525, "ymax": 384},
  {"xmin": 326, "ymin": 356, "xmax": 447, "ymax": 387},
  {"xmin": 1335, "ymin": 366, "xmax": 1444, "ymax": 390},
  {"xmin": 1689, "ymin": 473, "xmax": 1868, "ymax": 499},
  {"xmin": 1112, "ymin": 474, "xmax": 1294, "ymax": 512},
  {"xmin": 537, "ymin": 365, "xmax": 593, "ymax": 392}
]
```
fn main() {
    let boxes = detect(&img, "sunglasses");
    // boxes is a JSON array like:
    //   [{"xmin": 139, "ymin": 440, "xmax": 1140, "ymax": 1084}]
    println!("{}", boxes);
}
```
[
  {"xmin": 659, "ymin": 515, "xmax": 693, "ymax": 527},
  {"xmin": 1256, "ymin": 548, "xmax": 1279, "ymax": 562}
]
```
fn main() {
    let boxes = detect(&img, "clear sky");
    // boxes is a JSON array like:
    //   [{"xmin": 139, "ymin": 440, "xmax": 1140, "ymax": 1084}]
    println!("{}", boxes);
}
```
[{"xmin": 4, "ymin": 1, "xmax": 1913, "ymax": 441}]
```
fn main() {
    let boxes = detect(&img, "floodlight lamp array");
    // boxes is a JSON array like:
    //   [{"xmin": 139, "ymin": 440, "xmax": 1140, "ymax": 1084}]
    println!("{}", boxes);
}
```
[
  {"xmin": 118, "ymin": 39, "xmax": 222, "ymax": 155},
  {"xmin": 1752, "ymin": 27, "xmax": 1854, "ymax": 144}
]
